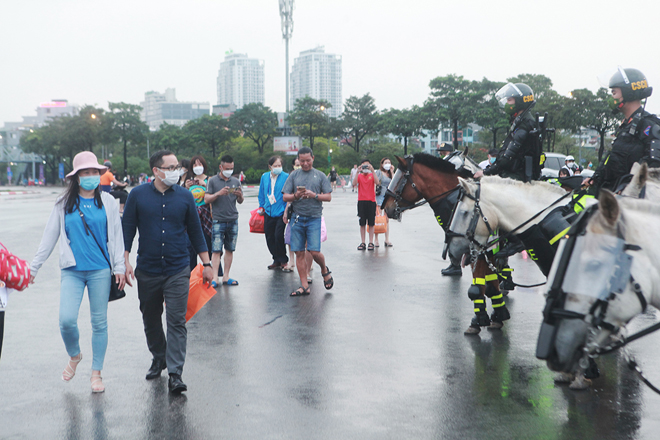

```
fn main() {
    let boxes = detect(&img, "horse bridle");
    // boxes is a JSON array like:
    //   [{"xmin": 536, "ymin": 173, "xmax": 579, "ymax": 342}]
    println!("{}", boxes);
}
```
[
  {"xmin": 384, "ymin": 155, "xmax": 460, "ymax": 220},
  {"xmin": 443, "ymin": 181, "xmax": 496, "ymax": 254},
  {"xmin": 536, "ymin": 205, "xmax": 652, "ymax": 361}
]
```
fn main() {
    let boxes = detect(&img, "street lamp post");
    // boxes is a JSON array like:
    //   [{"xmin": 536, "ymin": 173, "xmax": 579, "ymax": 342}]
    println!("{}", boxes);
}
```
[
  {"xmin": 328, "ymin": 148, "xmax": 332, "ymax": 168},
  {"xmin": 279, "ymin": 0, "xmax": 294, "ymax": 113}
]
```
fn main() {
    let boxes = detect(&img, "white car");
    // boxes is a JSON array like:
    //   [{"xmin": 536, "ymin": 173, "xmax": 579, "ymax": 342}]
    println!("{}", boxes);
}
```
[{"xmin": 542, "ymin": 152, "xmax": 593, "ymax": 178}]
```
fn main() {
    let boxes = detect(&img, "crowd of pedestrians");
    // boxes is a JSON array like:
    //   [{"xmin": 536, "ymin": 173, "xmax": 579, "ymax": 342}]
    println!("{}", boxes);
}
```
[{"xmin": 25, "ymin": 147, "xmax": 397, "ymax": 395}]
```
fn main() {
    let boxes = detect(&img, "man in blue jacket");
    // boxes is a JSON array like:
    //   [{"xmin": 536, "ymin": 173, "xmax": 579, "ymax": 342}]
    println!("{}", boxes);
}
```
[{"xmin": 258, "ymin": 156, "xmax": 289, "ymax": 270}]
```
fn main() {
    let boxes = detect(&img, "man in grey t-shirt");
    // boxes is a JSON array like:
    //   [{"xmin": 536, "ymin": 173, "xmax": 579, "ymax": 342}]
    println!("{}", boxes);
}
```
[
  {"xmin": 205, "ymin": 155, "xmax": 244, "ymax": 286},
  {"xmin": 282, "ymin": 147, "xmax": 333, "ymax": 297}
]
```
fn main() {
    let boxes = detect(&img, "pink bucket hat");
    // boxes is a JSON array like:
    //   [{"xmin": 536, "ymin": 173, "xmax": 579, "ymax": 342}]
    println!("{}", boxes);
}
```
[{"xmin": 66, "ymin": 151, "xmax": 107, "ymax": 178}]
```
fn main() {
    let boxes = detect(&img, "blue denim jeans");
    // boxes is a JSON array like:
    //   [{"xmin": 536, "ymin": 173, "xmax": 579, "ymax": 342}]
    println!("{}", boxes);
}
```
[
  {"xmin": 60, "ymin": 268, "xmax": 111, "ymax": 371},
  {"xmin": 290, "ymin": 215, "xmax": 322, "ymax": 252}
]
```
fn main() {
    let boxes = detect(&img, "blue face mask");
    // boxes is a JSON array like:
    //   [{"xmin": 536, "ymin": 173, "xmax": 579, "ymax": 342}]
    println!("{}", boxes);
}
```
[
  {"xmin": 489, "ymin": 157, "xmax": 496, "ymax": 164},
  {"xmin": 79, "ymin": 175, "xmax": 100, "ymax": 190}
]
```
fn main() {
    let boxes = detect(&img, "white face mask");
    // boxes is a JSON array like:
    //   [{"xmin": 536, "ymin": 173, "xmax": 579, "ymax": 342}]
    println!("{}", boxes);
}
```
[
  {"xmin": 193, "ymin": 166, "xmax": 204, "ymax": 176},
  {"xmin": 222, "ymin": 169, "xmax": 233, "ymax": 178},
  {"xmin": 158, "ymin": 169, "xmax": 180, "ymax": 187},
  {"xmin": 271, "ymin": 166, "xmax": 282, "ymax": 175},
  {"xmin": 383, "ymin": 163, "xmax": 391, "ymax": 171}
]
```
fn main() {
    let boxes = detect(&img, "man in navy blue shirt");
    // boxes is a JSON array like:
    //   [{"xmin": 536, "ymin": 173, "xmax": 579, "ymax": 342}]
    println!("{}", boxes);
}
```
[{"xmin": 123, "ymin": 150, "xmax": 213, "ymax": 394}]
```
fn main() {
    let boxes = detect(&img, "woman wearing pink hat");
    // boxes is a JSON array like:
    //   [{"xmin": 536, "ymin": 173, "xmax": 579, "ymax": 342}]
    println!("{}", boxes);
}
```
[{"xmin": 30, "ymin": 151, "xmax": 127, "ymax": 393}]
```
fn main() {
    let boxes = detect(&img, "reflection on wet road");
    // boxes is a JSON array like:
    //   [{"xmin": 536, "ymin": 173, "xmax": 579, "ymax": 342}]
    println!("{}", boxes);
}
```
[{"xmin": 1, "ymin": 187, "xmax": 659, "ymax": 439}]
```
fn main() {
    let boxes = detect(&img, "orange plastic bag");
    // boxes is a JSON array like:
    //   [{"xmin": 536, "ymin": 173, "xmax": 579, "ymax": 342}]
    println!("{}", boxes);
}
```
[
  {"xmin": 370, "ymin": 208, "xmax": 387, "ymax": 234},
  {"xmin": 249, "ymin": 208, "xmax": 265, "ymax": 233},
  {"xmin": 186, "ymin": 264, "xmax": 217, "ymax": 322}
]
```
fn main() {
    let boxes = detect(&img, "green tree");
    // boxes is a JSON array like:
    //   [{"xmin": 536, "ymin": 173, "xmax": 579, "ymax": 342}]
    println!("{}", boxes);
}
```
[
  {"xmin": 184, "ymin": 115, "xmax": 234, "ymax": 159},
  {"xmin": 288, "ymin": 96, "xmax": 331, "ymax": 150},
  {"xmin": 473, "ymin": 78, "xmax": 509, "ymax": 149},
  {"xmin": 150, "ymin": 123, "xmax": 188, "ymax": 154},
  {"xmin": 338, "ymin": 93, "xmax": 380, "ymax": 153},
  {"xmin": 380, "ymin": 106, "xmax": 425, "ymax": 155},
  {"xmin": 425, "ymin": 74, "xmax": 481, "ymax": 148},
  {"xmin": 565, "ymin": 88, "xmax": 621, "ymax": 162},
  {"xmin": 229, "ymin": 103, "xmax": 278, "ymax": 154},
  {"xmin": 107, "ymin": 102, "xmax": 148, "ymax": 177}
]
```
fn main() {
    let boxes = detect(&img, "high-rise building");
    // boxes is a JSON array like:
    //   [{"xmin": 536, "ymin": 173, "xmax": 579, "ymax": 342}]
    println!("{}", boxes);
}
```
[
  {"xmin": 140, "ymin": 88, "xmax": 210, "ymax": 131},
  {"xmin": 216, "ymin": 52, "xmax": 265, "ymax": 109},
  {"xmin": 290, "ymin": 46, "xmax": 342, "ymax": 118}
]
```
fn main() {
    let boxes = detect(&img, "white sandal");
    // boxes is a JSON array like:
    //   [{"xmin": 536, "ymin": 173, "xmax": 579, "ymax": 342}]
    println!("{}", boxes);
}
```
[
  {"xmin": 91, "ymin": 373, "xmax": 105, "ymax": 393},
  {"xmin": 62, "ymin": 353, "xmax": 82, "ymax": 382}
]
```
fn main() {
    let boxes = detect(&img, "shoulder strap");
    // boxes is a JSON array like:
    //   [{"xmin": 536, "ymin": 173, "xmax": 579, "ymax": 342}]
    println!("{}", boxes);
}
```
[{"xmin": 79, "ymin": 211, "xmax": 112, "ymax": 270}]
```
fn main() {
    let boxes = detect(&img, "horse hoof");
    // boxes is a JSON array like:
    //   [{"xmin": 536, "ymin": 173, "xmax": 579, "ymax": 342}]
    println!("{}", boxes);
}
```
[
  {"xmin": 554, "ymin": 372, "xmax": 574, "ymax": 384},
  {"xmin": 464, "ymin": 326, "xmax": 481, "ymax": 335},
  {"xmin": 487, "ymin": 321, "xmax": 503, "ymax": 330},
  {"xmin": 569, "ymin": 375, "xmax": 592, "ymax": 390}
]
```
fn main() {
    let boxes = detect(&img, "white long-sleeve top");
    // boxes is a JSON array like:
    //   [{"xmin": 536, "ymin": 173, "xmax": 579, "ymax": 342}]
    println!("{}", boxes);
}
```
[{"xmin": 30, "ymin": 192, "xmax": 126, "ymax": 277}]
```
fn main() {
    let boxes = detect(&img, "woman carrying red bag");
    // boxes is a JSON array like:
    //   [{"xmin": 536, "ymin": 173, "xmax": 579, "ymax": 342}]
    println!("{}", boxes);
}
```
[{"xmin": 257, "ymin": 156, "xmax": 290, "ymax": 271}]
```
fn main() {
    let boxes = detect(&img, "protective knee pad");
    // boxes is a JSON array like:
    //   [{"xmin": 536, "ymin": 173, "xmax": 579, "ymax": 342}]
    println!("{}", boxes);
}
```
[
  {"xmin": 485, "ymin": 283, "xmax": 499, "ymax": 299},
  {"xmin": 467, "ymin": 284, "xmax": 482, "ymax": 300}
]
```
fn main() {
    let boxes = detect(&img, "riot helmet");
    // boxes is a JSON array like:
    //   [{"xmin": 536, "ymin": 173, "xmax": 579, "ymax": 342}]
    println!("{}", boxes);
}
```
[
  {"xmin": 495, "ymin": 83, "xmax": 535, "ymax": 116},
  {"xmin": 607, "ymin": 67, "xmax": 652, "ymax": 111}
]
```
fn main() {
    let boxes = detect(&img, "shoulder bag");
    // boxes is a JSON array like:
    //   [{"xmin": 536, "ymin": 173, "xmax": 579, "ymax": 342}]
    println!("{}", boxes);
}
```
[{"xmin": 78, "ymin": 211, "xmax": 125, "ymax": 302}]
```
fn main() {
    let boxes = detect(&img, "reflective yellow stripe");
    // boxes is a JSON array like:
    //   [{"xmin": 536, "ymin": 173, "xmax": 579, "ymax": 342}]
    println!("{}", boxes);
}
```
[
  {"xmin": 485, "ymin": 274, "xmax": 498, "ymax": 282},
  {"xmin": 549, "ymin": 226, "xmax": 571, "ymax": 245},
  {"xmin": 474, "ymin": 308, "xmax": 481, "ymax": 313},
  {"xmin": 491, "ymin": 294, "xmax": 503, "ymax": 300},
  {"xmin": 492, "ymin": 302, "xmax": 506, "ymax": 308},
  {"xmin": 604, "ymin": 155, "xmax": 610, "ymax": 165},
  {"xmin": 472, "ymin": 278, "xmax": 486, "ymax": 285},
  {"xmin": 501, "ymin": 268, "xmax": 513, "ymax": 272},
  {"xmin": 474, "ymin": 299, "xmax": 484, "ymax": 304}
]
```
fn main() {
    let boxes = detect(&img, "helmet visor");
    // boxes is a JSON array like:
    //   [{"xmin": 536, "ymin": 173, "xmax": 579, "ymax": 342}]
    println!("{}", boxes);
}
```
[
  {"xmin": 495, "ymin": 83, "xmax": 522, "ymax": 108},
  {"xmin": 597, "ymin": 66, "xmax": 628, "ymax": 89}
]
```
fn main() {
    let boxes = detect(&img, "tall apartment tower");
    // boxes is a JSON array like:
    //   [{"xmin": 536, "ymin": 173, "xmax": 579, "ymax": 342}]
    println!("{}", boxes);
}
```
[
  {"xmin": 216, "ymin": 52, "xmax": 265, "ymax": 109},
  {"xmin": 290, "ymin": 46, "xmax": 342, "ymax": 118}
]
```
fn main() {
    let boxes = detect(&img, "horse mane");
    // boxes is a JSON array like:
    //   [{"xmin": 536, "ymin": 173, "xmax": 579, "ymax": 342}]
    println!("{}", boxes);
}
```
[
  {"xmin": 480, "ymin": 176, "xmax": 567, "ymax": 195},
  {"xmin": 618, "ymin": 196, "xmax": 660, "ymax": 215},
  {"xmin": 412, "ymin": 153, "xmax": 457, "ymax": 174}
]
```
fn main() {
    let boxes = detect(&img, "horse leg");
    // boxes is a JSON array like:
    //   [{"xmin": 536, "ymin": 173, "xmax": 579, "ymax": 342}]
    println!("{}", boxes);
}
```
[
  {"xmin": 485, "ymin": 254, "xmax": 510, "ymax": 330},
  {"xmin": 464, "ymin": 257, "xmax": 491, "ymax": 335}
]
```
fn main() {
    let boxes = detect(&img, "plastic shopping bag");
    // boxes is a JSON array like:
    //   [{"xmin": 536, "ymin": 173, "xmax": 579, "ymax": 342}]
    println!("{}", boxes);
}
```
[
  {"xmin": 249, "ymin": 208, "xmax": 265, "ymax": 234},
  {"xmin": 0, "ymin": 242, "xmax": 30, "ymax": 291},
  {"xmin": 321, "ymin": 216, "xmax": 327, "ymax": 242},
  {"xmin": 186, "ymin": 264, "xmax": 217, "ymax": 322},
  {"xmin": 374, "ymin": 209, "xmax": 387, "ymax": 234}
]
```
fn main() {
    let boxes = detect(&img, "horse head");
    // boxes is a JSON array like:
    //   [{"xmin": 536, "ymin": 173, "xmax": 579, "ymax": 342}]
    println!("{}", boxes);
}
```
[
  {"xmin": 381, "ymin": 156, "xmax": 422, "ymax": 219},
  {"xmin": 622, "ymin": 162, "xmax": 660, "ymax": 200},
  {"xmin": 542, "ymin": 190, "xmax": 653, "ymax": 373}
]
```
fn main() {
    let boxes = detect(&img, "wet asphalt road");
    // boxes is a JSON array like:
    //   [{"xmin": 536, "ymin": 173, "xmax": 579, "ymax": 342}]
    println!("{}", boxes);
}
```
[{"xmin": 1, "ymin": 186, "xmax": 660, "ymax": 440}]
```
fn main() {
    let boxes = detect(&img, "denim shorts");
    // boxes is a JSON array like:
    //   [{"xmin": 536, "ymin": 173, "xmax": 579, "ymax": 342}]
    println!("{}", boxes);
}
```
[
  {"xmin": 212, "ymin": 220, "xmax": 238, "ymax": 253},
  {"xmin": 290, "ymin": 215, "xmax": 322, "ymax": 252}
]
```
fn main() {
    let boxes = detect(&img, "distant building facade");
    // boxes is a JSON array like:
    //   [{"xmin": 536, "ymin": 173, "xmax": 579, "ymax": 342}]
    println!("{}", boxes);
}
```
[
  {"xmin": 140, "ymin": 88, "xmax": 210, "ymax": 131},
  {"xmin": 216, "ymin": 52, "xmax": 265, "ymax": 109},
  {"xmin": 290, "ymin": 46, "xmax": 342, "ymax": 118},
  {"xmin": 1, "ymin": 100, "xmax": 79, "ymax": 148},
  {"xmin": 212, "ymin": 104, "xmax": 237, "ymax": 119}
]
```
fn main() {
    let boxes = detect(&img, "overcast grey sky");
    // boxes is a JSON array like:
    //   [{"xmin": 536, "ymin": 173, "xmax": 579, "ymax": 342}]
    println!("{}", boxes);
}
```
[{"xmin": 2, "ymin": 0, "xmax": 660, "ymax": 125}]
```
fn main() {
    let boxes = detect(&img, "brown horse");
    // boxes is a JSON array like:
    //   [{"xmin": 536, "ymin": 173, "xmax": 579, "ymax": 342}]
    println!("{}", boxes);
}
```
[{"xmin": 381, "ymin": 153, "xmax": 507, "ymax": 335}]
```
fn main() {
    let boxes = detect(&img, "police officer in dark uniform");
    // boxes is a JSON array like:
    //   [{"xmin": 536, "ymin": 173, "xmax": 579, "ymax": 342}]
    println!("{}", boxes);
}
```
[
  {"xmin": 588, "ymin": 67, "xmax": 660, "ymax": 195},
  {"xmin": 474, "ymin": 83, "xmax": 542, "ymax": 182}
]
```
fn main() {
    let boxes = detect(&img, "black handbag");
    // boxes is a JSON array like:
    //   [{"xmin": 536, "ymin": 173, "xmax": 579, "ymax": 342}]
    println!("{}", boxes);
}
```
[{"xmin": 79, "ymin": 211, "xmax": 126, "ymax": 302}]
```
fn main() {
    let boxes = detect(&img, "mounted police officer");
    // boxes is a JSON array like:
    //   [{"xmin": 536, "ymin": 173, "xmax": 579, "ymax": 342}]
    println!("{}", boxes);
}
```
[
  {"xmin": 474, "ymin": 83, "xmax": 543, "ymax": 182},
  {"xmin": 587, "ymin": 67, "xmax": 660, "ymax": 195}
]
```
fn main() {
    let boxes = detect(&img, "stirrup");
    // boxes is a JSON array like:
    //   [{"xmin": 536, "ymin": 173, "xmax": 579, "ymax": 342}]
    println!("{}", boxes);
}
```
[
  {"xmin": 62, "ymin": 353, "xmax": 82, "ymax": 382},
  {"xmin": 91, "ymin": 374, "xmax": 105, "ymax": 393}
]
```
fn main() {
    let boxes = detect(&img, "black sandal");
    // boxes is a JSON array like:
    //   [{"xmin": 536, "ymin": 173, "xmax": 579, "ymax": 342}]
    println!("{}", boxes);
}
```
[
  {"xmin": 321, "ymin": 266, "xmax": 334, "ymax": 290},
  {"xmin": 357, "ymin": 243, "xmax": 366, "ymax": 251},
  {"xmin": 367, "ymin": 243, "xmax": 375, "ymax": 251},
  {"xmin": 290, "ymin": 286, "xmax": 311, "ymax": 297}
]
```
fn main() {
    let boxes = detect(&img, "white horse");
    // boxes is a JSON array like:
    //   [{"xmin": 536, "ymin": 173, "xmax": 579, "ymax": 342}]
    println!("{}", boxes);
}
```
[
  {"xmin": 447, "ymin": 176, "xmax": 580, "ymax": 270},
  {"xmin": 541, "ymin": 191, "xmax": 660, "ymax": 389},
  {"xmin": 621, "ymin": 162, "xmax": 660, "ymax": 200},
  {"xmin": 447, "ymin": 177, "xmax": 583, "ymax": 334}
]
